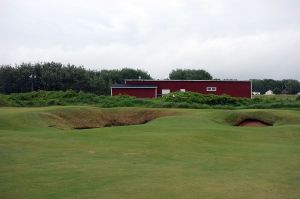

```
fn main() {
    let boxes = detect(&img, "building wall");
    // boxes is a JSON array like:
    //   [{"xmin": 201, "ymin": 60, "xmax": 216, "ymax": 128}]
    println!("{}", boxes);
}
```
[
  {"xmin": 112, "ymin": 88, "xmax": 156, "ymax": 98},
  {"xmin": 126, "ymin": 80, "xmax": 252, "ymax": 98}
]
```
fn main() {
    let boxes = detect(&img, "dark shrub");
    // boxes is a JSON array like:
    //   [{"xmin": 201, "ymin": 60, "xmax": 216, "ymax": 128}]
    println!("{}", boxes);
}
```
[
  {"xmin": 0, "ymin": 97, "xmax": 9, "ymax": 106},
  {"xmin": 161, "ymin": 91, "xmax": 250, "ymax": 106}
]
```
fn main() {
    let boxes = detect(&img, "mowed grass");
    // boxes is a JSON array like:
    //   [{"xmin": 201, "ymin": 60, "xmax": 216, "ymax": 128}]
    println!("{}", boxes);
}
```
[{"xmin": 1, "ymin": 107, "xmax": 300, "ymax": 199}]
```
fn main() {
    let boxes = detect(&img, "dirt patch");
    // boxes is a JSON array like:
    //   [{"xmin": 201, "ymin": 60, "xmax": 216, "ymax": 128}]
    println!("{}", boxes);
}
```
[
  {"xmin": 42, "ymin": 108, "xmax": 174, "ymax": 129},
  {"xmin": 237, "ymin": 119, "xmax": 272, "ymax": 127}
]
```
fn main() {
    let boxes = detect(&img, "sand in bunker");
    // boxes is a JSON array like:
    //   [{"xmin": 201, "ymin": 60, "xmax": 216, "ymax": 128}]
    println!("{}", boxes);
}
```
[{"xmin": 238, "ymin": 119, "xmax": 271, "ymax": 127}]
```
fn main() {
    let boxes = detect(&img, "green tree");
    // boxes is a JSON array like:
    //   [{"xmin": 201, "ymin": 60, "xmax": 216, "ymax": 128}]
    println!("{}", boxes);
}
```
[
  {"xmin": 283, "ymin": 79, "xmax": 300, "ymax": 94},
  {"xmin": 252, "ymin": 79, "xmax": 299, "ymax": 94},
  {"xmin": 0, "ymin": 62, "xmax": 152, "ymax": 95},
  {"xmin": 169, "ymin": 69, "xmax": 212, "ymax": 80}
]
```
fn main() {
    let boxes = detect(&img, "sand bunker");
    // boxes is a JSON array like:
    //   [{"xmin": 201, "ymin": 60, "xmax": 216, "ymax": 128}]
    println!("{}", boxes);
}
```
[
  {"xmin": 43, "ymin": 108, "xmax": 173, "ymax": 129},
  {"xmin": 237, "ymin": 119, "xmax": 272, "ymax": 127},
  {"xmin": 225, "ymin": 111, "xmax": 276, "ymax": 127}
]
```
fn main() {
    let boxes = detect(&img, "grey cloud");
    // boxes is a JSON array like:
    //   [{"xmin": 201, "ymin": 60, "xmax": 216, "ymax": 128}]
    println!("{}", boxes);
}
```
[{"xmin": 0, "ymin": 0, "xmax": 299, "ymax": 80}]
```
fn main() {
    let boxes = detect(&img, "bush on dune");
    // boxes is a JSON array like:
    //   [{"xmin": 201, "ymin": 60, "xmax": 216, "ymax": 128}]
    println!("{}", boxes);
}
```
[
  {"xmin": 0, "ymin": 95, "xmax": 10, "ymax": 107},
  {"xmin": 161, "ymin": 91, "xmax": 251, "ymax": 106}
]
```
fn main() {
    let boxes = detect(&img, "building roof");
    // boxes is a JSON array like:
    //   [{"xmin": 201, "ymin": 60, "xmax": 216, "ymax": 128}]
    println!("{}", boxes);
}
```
[
  {"xmin": 125, "ymin": 79, "xmax": 251, "ymax": 83},
  {"xmin": 111, "ymin": 84, "xmax": 157, "ymax": 88}
]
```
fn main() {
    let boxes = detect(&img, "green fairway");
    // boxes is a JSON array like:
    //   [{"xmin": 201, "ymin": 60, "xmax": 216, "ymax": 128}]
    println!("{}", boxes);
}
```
[{"xmin": 1, "ymin": 107, "xmax": 300, "ymax": 199}]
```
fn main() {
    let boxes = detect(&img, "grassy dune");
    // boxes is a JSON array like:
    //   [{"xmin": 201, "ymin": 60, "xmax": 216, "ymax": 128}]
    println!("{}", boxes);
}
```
[
  {"xmin": 1, "ymin": 90, "xmax": 300, "ymax": 109},
  {"xmin": 1, "ymin": 107, "xmax": 300, "ymax": 199}
]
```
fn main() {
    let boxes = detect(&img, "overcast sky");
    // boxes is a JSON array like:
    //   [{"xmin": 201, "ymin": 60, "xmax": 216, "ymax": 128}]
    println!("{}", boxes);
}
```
[{"xmin": 0, "ymin": 0, "xmax": 299, "ymax": 80}]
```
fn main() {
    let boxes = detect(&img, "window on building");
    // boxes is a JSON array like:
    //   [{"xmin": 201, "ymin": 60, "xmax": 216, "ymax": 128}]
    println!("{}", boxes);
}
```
[
  {"xmin": 180, "ymin": 89, "xmax": 186, "ymax": 92},
  {"xmin": 206, "ymin": 87, "xmax": 217, "ymax": 92},
  {"xmin": 162, "ymin": 89, "xmax": 170, "ymax": 95}
]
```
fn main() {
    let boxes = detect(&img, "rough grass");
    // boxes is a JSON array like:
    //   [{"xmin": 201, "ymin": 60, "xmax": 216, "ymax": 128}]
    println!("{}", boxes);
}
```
[
  {"xmin": 1, "ymin": 90, "xmax": 300, "ymax": 109},
  {"xmin": 1, "ymin": 107, "xmax": 300, "ymax": 199}
]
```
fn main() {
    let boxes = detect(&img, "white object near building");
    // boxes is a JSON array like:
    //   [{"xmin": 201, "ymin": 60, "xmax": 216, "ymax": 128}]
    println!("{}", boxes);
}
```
[{"xmin": 264, "ymin": 90, "xmax": 274, "ymax": 95}]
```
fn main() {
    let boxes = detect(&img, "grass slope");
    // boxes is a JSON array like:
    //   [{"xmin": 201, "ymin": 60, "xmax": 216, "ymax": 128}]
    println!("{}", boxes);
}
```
[{"xmin": 1, "ymin": 107, "xmax": 300, "ymax": 199}]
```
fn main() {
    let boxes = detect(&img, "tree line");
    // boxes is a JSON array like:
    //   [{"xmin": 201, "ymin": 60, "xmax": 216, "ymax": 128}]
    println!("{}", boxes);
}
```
[
  {"xmin": 0, "ymin": 62, "xmax": 151, "ymax": 95},
  {"xmin": 0, "ymin": 62, "xmax": 299, "ymax": 95},
  {"xmin": 251, "ymin": 79, "xmax": 300, "ymax": 94}
]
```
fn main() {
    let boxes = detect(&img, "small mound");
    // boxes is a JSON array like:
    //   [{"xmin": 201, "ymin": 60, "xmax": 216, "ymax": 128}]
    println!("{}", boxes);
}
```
[
  {"xmin": 237, "ymin": 119, "xmax": 272, "ymax": 127},
  {"xmin": 42, "ymin": 108, "xmax": 174, "ymax": 129}
]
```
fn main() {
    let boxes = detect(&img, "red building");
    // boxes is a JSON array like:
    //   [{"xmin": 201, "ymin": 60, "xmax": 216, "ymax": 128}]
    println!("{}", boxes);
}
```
[{"xmin": 111, "ymin": 80, "xmax": 252, "ymax": 98}]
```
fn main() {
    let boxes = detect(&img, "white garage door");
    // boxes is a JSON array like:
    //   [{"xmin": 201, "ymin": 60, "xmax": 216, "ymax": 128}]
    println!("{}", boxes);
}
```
[{"xmin": 162, "ymin": 89, "xmax": 170, "ymax": 95}]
